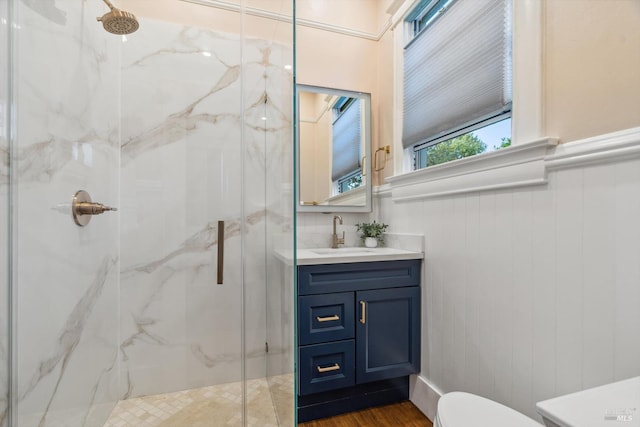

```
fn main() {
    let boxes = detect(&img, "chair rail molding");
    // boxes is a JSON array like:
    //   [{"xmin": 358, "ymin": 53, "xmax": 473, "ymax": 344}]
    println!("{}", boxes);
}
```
[
  {"xmin": 385, "ymin": 137, "xmax": 558, "ymax": 202},
  {"xmin": 381, "ymin": 126, "xmax": 640, "ymax": 203},
  {"xmin": 545, "ymin": 126, "xmax": 640, "ymax": 171}
]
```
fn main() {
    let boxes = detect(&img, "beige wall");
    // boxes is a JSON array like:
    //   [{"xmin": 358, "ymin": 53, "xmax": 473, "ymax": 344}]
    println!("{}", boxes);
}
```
[
  {"xmin": 376, "ymin": 29, "xmax": 395, "ymax": 184},
  {"xmin": 295, "ymin": 24, "xmax": 379, "ymax": 94},
  {"xmin": 545, "ymin": 0, "xmax": 640, "ymax": 142},
  {"xmin": 296, "ymin": 0, "xmax": 385, "ymax": 34}
]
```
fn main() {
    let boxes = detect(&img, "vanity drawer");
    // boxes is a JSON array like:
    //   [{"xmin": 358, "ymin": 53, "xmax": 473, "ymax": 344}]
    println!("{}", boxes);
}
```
[
  {"xmin": 298, "ymin": 260, "xmax": 421, "ymax": 295},
  {"xmin": 299, "ymin": 293, "xmax": 354, "ymax": 345},
  {"xmin": 299, "ymin": 340, "xmax": 355, "ymax": 396}
]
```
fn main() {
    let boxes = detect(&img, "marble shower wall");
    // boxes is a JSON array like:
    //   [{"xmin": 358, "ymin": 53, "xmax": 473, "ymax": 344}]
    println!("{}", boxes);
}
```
[
  {"xmin": 12, "ymin": 1, "xmax": 121, "ymax": 426},
  {"xmin": 119, "ymin": 18, "xmax": 293, "ymax": 398},
  {"xmin": 0, "ymin": 1, "xmax": 8, "ymax": 425}
]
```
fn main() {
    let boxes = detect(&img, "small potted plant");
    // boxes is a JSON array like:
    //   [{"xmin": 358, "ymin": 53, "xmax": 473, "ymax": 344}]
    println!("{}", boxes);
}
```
[{"xmin": 355, "ymin": 220, "xmax": 389, "ymax": 248}]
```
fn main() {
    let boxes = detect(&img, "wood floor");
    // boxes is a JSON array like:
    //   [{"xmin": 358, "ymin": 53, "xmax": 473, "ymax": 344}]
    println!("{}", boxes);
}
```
[{"xmin": 299, "ymin": 401, "xmax": 433, "ymax": 427}]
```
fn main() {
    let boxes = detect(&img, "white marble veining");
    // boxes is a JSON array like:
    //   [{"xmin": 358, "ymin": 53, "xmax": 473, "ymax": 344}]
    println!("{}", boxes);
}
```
[
  {"xmin": 119, "ymin": 17, "xmax": 294, "ymax": 402},
  {"xmin": 0, "ymin": 144, "xmax": 7, "ymax": 186},
  {"xmin": 11, "ymin": 1, "xmax": 121, "ymax": 426},
  {"xmin": 0, "ymin": 90, "xmax": 7, "ymax": 427},
  {"xmin": 17, "ymin": 257, "xmax": 120, "ymax": 426},
  {"xmin": 5, "ymin": 4, "xmax": 294, "ymax": 427}
]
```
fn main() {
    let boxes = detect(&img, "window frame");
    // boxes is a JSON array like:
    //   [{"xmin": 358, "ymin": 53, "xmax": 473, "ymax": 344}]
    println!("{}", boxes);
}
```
[
  {"xmin": 413, "ymin": 111, "xmax": 512, "ymax": 169},
  {"xmin": 407, "ymin": 0, "xmax": 455, "ymax": 43},
  {"xmin": 402, "ymin": 0, "xmax": 513, "ymax": 171},
  {"xmin": 336, "ymin": 168, "xmax": 364, "ymax": 194}
]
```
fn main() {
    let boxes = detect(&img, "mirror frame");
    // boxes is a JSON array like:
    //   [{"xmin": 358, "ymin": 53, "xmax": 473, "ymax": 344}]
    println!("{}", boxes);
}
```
[{"xmin": 296, "ymin": 84, "xmax": 372, "ymax": 213}]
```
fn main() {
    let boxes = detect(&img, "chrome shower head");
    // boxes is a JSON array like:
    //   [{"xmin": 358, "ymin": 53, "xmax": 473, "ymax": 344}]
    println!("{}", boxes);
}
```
[{"xmin": 97, "ymin": 0, "xmax": 139, "ymax": 35}]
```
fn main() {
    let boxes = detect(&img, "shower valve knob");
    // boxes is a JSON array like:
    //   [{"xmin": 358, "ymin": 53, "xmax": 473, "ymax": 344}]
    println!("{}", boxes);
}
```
[
  {"xmin": 72, "ymin": 190, "xmax": 117, "ymax": 227},
  {"xmin": 75, "ymin": 202, "xmax": 117, "ymax": 215}
]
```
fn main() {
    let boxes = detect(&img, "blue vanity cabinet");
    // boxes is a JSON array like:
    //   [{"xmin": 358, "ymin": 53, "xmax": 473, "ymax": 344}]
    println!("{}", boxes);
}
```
[{"xmin": 297, "ymin": 259, "xmax": 421, "ymax": 422}]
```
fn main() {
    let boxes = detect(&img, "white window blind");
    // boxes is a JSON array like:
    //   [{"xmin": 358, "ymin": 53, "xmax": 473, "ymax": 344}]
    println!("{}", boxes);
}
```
[
  {"xmin": 402, "ymin": 0, "xmax": 512, "ymax": 149},
  {"xmin": 331, "ymin": 100, "xmax": 362, "ymax": 181}
]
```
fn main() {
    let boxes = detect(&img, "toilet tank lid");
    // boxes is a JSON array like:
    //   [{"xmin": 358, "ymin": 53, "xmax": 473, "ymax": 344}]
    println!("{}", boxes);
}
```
[
  {"xmin": 437, "ymin": 392, "xmax": 543, "ymax": 427},
  {"xmin": 536, "ymin": 376, "xmax": 640, "ymax": 427}
]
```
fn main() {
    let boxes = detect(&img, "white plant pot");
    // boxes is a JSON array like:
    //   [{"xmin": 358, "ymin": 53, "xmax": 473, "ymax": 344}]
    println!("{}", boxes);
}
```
[{"xmin": 364, "ymin": 237, "xmax": 378, "ymax": 248}]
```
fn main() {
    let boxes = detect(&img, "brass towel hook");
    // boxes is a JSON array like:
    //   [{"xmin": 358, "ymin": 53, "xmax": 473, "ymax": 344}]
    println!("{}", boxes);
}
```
[{"xmin": 374, "ymin": 145, "xmax": 391, "ymax": 172}]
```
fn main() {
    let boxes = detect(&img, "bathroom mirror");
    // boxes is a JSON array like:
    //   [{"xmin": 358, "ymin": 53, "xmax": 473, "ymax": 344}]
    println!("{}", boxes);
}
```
[{"xmin": 297, "ymin": 84, "xmax": 372, "ymax": 213}]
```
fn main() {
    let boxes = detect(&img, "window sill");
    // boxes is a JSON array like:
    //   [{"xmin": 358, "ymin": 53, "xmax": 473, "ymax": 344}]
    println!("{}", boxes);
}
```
[
  {"xmin": 385, "ymin": 137, "xmax": 558, "ymax": 202},
  {"xmin": 325, "ymin": 185, "xmax": 366, "ymax": 206}
]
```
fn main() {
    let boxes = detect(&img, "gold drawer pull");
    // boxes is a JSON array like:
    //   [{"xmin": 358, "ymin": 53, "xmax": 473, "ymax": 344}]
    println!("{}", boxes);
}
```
[
  {"xmin": 316, "ymin": 315, "xmax": 339, "ymax": 322},
  {"xmin": 317, "ymin": 363, "xmax": 340, "ymax": 373},
  {"xmin": 360, "ymin": 301, "xmax": 366, "ymax": 324}
]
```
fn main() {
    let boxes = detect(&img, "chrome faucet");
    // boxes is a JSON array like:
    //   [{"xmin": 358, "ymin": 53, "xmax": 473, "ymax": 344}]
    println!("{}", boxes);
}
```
[{"xmin": 332, "ymin": 215, "xmax": 345, "ymax": 249}]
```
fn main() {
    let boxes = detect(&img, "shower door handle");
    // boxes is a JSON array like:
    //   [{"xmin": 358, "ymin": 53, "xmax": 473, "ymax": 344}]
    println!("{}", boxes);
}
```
[{"xmin": 217, "ymin": 220, "xmax": 224, "ymax": 285}]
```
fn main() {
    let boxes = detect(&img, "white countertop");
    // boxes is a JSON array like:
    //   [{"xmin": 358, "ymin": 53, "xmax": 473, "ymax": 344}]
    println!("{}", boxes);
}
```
[{"xmin": 275, "ymin": 247, "xmax": 424, "ymax": 265}]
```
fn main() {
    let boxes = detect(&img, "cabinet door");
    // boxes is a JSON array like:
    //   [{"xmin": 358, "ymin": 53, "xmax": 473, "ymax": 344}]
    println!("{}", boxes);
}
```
[{"xmin": 356, "ymin": 287, "xmax": 420, "ymax": 384}]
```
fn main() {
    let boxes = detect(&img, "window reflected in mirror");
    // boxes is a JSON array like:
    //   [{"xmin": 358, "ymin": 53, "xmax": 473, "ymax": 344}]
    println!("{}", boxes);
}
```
[{"xmin": 297, "ymin": 85, "xmax": 371, "ymax": 213}]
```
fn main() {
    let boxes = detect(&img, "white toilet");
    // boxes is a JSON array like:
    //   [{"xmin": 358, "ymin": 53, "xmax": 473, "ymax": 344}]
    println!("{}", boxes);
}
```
[
  {"xmin": 536, "ymin": 376, "xmax": 640, "ymax": 427},
  {"xmin": 434, "ymin": 392, "xmax": 543, "ymax": 427},
  {"xmin": 434, "ymin": 376, "xmax": 640, "ymax": 427}
]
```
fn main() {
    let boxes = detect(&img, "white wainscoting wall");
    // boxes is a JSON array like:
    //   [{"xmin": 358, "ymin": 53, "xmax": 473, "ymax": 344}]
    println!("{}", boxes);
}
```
[{"xmin": 377, "ymin": 127, "xmax": 640, "ymax": 422}]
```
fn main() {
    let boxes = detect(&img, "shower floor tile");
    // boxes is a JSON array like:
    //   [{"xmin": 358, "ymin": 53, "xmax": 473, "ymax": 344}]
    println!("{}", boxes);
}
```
[{"xmin": 104, "ymin": 378, "xmax": 279, "ymax": 427}]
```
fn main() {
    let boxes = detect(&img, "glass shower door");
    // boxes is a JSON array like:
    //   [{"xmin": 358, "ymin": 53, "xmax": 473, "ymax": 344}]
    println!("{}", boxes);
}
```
[
  {"xmin": 1, "ymin": 1, "xmax": 10, "ymax": 425},
  {"xmin": 9, "ymin": 1, "xmax": 122, "ymax": 425},
  {"xmin": 117, "ymin": 13, "xmax": 246, "ymax": 414},
  {"xmin": 7, "ymin": 1, "xmax": 247, "ymax": 425},
  {"xmin": 5, "ymin": 0, "xmax": 295, "ymax": 425}
]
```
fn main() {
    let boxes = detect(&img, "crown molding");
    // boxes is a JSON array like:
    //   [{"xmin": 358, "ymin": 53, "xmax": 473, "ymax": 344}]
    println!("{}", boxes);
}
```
[{"xmin": 180, "ymin": 0, "xmax": 392, "ymax": 41}]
